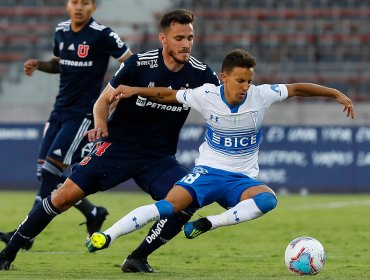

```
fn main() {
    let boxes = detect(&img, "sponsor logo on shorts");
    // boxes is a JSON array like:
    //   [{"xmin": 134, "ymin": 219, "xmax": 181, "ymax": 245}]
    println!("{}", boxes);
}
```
[
  {"xmin": 193, "ymin": 166, "xmax": 208, "ymax": 174},
  {"xmin": 81, "ymin": 142, "xmax": 94, "ymax": 158}
]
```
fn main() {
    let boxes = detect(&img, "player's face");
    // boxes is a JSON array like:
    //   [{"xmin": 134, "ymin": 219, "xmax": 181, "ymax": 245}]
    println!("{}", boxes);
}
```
[
  {"xmin": 160, "ymin": 22, "xmax": 194, "ymax": 65},
  {"xmin": 67, "ymin": 0, "xmax": 96, "ymax": 27},
  {"xmin": 221, "ymin": 67, "xmax": 254, "ymax": 106}
]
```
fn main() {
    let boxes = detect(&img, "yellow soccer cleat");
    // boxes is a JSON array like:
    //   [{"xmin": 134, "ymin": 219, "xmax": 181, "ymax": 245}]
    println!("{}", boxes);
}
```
[{"xmin": 85, "ymin": 232, "xmax": 110, "ymax": 252}]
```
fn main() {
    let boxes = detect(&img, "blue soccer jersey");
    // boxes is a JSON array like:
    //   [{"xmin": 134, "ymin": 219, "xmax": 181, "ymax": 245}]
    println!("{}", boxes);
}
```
[
  {"xmin": 53, "ymin": 18, "xmax": 130, "ymax": 114},
  {"xmin": 108, "ymin": 49, "xmax": 220, "ymax": 155}
]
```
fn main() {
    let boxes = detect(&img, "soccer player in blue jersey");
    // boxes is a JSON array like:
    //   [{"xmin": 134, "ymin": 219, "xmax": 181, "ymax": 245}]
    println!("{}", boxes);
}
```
[
  {"xmin": 0, "ymin": 9, "xmax": 220, "ymax": 271},
  {"xmin": 0, "ymin": 0, "xmax": 131, "ymax": 250},
  {"xmin": 85, "ymin": 49, "xmax": 355, "ymax": 262}
]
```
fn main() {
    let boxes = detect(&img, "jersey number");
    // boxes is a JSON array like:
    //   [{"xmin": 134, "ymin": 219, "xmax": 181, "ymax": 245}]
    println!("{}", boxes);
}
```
[
  {"xmin": 179, "ymin": 173, "xmax": 201, "ymax": 185},
  {"xmin": 80, "ymin": 141, "xmax": 111, "ymax": 165}
]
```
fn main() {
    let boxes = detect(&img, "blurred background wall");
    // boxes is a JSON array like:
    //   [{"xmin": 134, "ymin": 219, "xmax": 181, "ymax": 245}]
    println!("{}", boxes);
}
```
[{"xmin": 0, "ymin": 0, "xmax": 369, "ymax": 192}]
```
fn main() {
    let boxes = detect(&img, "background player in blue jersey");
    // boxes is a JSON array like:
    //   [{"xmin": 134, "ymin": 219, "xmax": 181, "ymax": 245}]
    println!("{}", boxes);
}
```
[
  {"xmin": 84, "ymin": 48, "xmax": 355, "ymax": 259},
  {"xmin": 0, "ymin": 0, "xmax": 131, "ymax": 250},
  {"xmin": 0, "ymin": 9, "xmax": 220, "ymax": 272}
]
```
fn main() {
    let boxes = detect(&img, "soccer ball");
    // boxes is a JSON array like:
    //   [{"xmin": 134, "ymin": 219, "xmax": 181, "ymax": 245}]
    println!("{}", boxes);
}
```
[{"xmin": 284, "ymin": 236, "xmax": 326, "ymax": 275}]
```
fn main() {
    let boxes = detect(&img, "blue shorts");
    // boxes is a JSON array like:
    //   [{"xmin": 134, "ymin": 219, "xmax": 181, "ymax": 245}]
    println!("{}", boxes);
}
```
[
  {"xmin": 38, "ymin": 111, "xmax": 93, "ymax": 165},
  {"xmin": 70, "ymin": 140, "xmax": 189, "ymax": 199},
  {"xmin": 176, "ymin": 166, "xmax": 264, "ymax": 209}
]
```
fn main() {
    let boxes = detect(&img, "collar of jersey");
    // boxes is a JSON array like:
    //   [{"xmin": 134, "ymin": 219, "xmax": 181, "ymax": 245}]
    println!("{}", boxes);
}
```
[
  {"xmin": 158, "ymin": 48, "xmax": 188, "ymax": 74},
  {"xmin": 70, "ymin": 17, "xmax": 94, "ymax": 33},
  {"xmin": 220, "ymin": 84, "xmax": 246, "ymax": 113}
]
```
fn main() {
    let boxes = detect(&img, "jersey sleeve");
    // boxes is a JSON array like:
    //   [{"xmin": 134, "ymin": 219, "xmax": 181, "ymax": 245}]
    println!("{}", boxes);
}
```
[
  {"xmin": 258, "ymin": 84, "xmax": 288, "ymax": 107},
  {"xmin": 109, "ymin": 55, "xmax": 137, "ymax": 89},
  {"xmin": 176, "ymin": 84, "xmax": 212, "ymax": 112},
  {"xmin": 100, "ymin": 27, "xmax": 130, "ymax": 60}
]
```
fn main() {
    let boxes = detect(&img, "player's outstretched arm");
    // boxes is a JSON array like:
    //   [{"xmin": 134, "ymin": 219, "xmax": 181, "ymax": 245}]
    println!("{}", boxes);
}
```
[
  {"xmin": 286, "ymin": 83, "xmax": 355, "ymax": 119},
  {"xmin": 110, "ymin": 85, "xmax": 179, "ymax": 104},
  {"xmin": 23, "ymin": 57, "xmax": 60, "ymax": 76}
]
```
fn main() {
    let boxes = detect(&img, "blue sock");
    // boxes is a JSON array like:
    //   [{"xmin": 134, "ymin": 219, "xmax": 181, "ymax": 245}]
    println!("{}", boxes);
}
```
[
  {"xmin": 253, "ymin": 192, "xmax": 278, "ymax": 214},
  {"xmin": 4, "ymin": 196, "xmax": 60, "ymax": 260},
  {"xmin": 154, "ymin": 200, "xmax": 174, "ymax": 219}
]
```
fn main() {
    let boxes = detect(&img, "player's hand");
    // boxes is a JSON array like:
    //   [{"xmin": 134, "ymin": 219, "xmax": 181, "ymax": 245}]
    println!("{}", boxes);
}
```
[
  {"xmin": 336, "ymin": 92, "xmax": 355, "ymax": 119},
  {"xmin": 109, "ymin": 85, "xmax": 137, "ymax": 103},
  {"xmin": 85, "ymin": 127, "xmax": 108, "ymax": 142},
  {"xmin": 24, "ymin": 59, "xmax": 39, "ymax": 76}
]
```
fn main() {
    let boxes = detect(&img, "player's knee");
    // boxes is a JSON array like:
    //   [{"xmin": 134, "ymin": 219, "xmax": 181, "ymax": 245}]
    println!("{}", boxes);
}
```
[
  {"xmin": 155, "ymin": 200, "xmax": 174, "ymax": 218},
  {"xmin": 253, "ymin": 192, "xmax": 277, "ymax": 214}
]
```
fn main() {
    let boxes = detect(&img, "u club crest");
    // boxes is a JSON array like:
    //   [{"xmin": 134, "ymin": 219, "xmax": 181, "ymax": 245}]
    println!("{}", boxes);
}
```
[{"xmin": 77, "ymin": 44, "xmax": 90, "ymax": 58}]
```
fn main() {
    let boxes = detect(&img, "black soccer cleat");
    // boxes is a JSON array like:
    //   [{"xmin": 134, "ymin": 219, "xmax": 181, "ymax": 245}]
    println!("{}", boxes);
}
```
[
  {"xmin": 121, "ymin": 255, "xmax": 155, "ymax": 273},
  {"xmin": 0, "ymin": 230, "xmax": 34, "ymax": 251},
  {"xmin": 84, "ymin": 206, "xmax": 109, "ymax": 237},
  {"xmin": 0, "ymin": 250, "xmax": 13, "ymax": 271}
]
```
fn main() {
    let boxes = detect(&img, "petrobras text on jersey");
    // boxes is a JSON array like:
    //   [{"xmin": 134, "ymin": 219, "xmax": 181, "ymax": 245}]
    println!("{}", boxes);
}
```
[
  {"xmin": 59, "ymin": 59, "xmax": 93, "ymax": 67},
  {"xmin": 136, "ymin": 96, "xmax": 189, "ymax": 112}
]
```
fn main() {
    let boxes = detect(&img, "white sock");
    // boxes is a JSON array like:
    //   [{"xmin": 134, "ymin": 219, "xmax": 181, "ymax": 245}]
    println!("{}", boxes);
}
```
[
  {"xmin": 104, "ymin": 204, "xmax": 160, "ymax": 242},
  {"xmin": 207, "ymin": 199, "xmax": 263, "ymax": 230}
]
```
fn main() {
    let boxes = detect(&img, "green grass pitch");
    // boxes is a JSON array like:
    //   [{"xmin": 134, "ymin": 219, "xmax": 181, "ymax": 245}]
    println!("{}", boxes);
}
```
[{"xmin": 0, "ymin": 190, "xmax": 370, "ymax": 279}]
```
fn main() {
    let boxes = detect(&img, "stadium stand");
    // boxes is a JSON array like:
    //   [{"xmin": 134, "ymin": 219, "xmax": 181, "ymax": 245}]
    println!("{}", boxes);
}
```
[
  {"xmin": 0, "ymin": 0, "xmax": 65, "ymax": 87},
  {"xmin": 171, "ymin": 0, "xmax": 370, "ymax": 100},
  {"xmin": 0, "ymin": 0, "xmax": 369, "ymax": 122}
]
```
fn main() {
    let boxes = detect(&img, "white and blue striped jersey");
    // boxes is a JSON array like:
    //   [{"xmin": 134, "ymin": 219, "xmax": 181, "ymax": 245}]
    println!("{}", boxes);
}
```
[{"xmin": 176, "ymin": 83, "xmax": 288, "ymax": 178}]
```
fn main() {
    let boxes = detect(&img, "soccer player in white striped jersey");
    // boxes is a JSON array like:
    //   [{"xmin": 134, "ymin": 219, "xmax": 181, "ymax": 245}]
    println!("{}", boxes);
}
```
[{"xmin": 86, "ymin": 48, "xmax": 354, "ymax": 253}]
